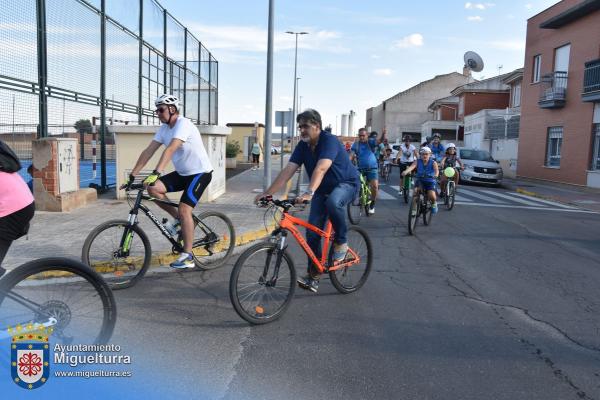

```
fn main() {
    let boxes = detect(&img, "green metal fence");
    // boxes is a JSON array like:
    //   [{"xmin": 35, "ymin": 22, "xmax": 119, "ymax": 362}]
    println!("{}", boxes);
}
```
[{"xmin": 0, "ymin": 0, "xmax": 218, "ymax": 188}]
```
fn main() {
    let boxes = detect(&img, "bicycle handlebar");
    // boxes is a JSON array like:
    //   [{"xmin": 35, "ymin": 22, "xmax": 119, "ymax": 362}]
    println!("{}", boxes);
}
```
[{"xmin": 258, "ymin": 196, "xmax": 309, "ymax": 211}]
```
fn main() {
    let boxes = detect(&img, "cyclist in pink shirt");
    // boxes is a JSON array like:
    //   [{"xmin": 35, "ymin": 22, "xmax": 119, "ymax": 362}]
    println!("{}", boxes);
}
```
[{"xmin": 0, "ymin": 170, "xmax": 35, "ymax": 273}]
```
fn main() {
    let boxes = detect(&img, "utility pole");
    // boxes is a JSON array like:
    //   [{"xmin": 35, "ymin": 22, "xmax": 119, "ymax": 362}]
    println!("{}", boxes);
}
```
[{"xmin": 263, "ymin": 0, "xmax": 274, "ymax": 190}]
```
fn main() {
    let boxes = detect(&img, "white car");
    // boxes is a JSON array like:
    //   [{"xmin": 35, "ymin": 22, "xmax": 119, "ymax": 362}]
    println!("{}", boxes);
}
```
[
  {"xmin": 458, "ymin": 148, "xmax": 503, "ymax": 186},
  {"xmin": 271, "ymin": 145, "xmax": 281, "ymax": 155}
]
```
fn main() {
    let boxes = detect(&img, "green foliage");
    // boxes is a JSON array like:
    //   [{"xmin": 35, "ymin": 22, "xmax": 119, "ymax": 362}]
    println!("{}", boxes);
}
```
[
  {"xmin": 226, "ymin": 140, "xmax": 241, "ymax": 158},
  {"xmin": 74, "ymin": 119, "xmax": 93, "ymax": 134}
]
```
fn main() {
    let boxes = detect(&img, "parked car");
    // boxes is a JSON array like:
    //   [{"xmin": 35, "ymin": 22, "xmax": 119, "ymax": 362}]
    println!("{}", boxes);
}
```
[
  {"xmin": 457, "ymin": 148, "xmax": 503, "ymax": 186},
  {"xmin": 271, "ymin": 145, "xmax": 281, "ymax": 155}
]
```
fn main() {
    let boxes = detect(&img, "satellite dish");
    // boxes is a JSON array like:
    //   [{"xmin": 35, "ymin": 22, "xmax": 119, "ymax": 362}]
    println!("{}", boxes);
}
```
[{"xmin": 464, "ymin": 51, "xmax": 484, "ymax": 73}]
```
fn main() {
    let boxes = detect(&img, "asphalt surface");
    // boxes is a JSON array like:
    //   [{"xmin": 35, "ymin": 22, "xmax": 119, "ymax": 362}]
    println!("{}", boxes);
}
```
[{"xmin": 107, "ymin": 167, "xmax": 600, "ymax": 400}]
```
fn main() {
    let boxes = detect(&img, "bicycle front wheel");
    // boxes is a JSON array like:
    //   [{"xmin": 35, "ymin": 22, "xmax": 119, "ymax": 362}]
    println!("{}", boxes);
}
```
[
  {"xmin": 328, "ymin": 226, "xmax": 373, "ymax": 294},
  {"xmin": 447, "ymin": 182, "xmax": 456, "ymax": 211},
  {"xmin": 0, "ymin": 258, "xmax": 116, "ymax": 344},
  {"xmin": 82, "ymin": 220, "xmax": 151, "ymax": 290},
  {"xmin": 190, "ymin": 211, "xmax": 236, "ymax": 270},
  {"xmin": 423, "ymin": 200, "xmax": 433, "ymax": 226},
  {"xmin": 229, "ymin": 243, "xmax": 296, "ymax": 325},
  {"xmin": 408, "ymin": 195, "xmax": 419, "ymax": 235}
]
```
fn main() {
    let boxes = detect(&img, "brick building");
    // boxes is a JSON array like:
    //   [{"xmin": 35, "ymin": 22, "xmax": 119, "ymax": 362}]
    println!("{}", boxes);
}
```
[{"xmin": 518, "ymin": 0, "xmax": 600, "ymax": 187}]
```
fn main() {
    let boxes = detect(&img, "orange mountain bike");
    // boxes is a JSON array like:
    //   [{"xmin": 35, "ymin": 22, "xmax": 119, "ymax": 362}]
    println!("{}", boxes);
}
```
[{"xmin": 229, "ymin": 197, "xmax": 372, "ymax": 325}]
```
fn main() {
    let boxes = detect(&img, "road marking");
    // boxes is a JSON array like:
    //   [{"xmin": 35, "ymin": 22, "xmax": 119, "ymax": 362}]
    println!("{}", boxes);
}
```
[
  {"xmin": 454, "ymin": 195, "xmax": 474, "ymax": 202},
  {"xmin": 458, "ymin": 188, "xmax": 505, "ymax": 204},
  {"xmin": 390, "ymin": 186, "xmax": 400, "ymax": 191},
  {"xmin": 479, "ymin": 189, "xmax": 544, "ymax": 206},
  {"xmin": 378, "ymin": 190, "xmax": 396, "ymax": 200},
  {"xmin": 453, "ymin": 202, "xmax": 599, "ymax": 214},
  {"xmin": 509, "ymin": 192, "xmax": 575, "ymax": 209}
]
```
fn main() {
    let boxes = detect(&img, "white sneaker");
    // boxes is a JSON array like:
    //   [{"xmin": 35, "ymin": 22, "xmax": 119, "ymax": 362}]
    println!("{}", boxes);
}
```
[{"xmin": 368, "ymin": 206, "xmax": 375, "ymax": 215}]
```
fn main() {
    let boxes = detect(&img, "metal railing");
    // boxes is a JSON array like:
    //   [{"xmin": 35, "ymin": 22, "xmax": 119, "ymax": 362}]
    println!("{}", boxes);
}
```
[
  {"xmin": 538, "ymin": 71, "xmax": 568, "ymax": 106},
  {"xmin": 583, "ymin": 59, "xmax": 600, "ymax": 95}
]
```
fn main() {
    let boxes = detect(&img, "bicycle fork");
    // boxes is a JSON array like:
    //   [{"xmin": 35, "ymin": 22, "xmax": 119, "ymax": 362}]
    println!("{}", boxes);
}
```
[
  {"xmin": 117, "ymin": 213, "xmax": 137, "ymax": 257},
  {"xmin": 261, "ymin": 231, "xmax": 287, "ymax": 287}
]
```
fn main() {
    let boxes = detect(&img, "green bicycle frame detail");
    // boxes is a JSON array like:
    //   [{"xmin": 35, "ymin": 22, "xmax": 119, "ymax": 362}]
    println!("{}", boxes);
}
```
[
  {"xmin": 359, "ymin": 173, "xmax": 372, "ymax": 206},
  {"xmin": 123, "ymin": 231, "xmax": 134, "ymax": 253}
]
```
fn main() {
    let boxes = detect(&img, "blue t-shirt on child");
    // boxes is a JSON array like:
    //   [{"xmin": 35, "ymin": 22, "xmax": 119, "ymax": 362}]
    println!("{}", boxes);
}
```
[{"xmin": 290, "ymin": 131, "xmax": 359, "ymax": 195}]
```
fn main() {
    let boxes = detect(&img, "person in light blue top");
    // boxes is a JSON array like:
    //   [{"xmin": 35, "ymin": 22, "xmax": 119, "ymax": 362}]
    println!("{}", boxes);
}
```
[
  {"xmin": 430, "ymin": 133, "xmax": 445, "ymax": 163},
  {"xmin": 350, "ymin": 128, "xmax": 379, "ymax": 214},
  {"xmin": 402, "ymin": 146, "xmax": 439, "ymax": 214}
]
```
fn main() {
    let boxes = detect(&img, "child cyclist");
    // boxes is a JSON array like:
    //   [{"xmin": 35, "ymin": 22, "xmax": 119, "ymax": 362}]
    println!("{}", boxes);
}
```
[
  {"xmin": 439, "ymin": 143, "xmax": 464, "ymax": 197},
  {"xmin": 382, "ymin": 148, "xmax": 393, "ymax": 178},
  {"xmin": 401, "ymin": 146, "xmax": 439, "ymax": 214}
]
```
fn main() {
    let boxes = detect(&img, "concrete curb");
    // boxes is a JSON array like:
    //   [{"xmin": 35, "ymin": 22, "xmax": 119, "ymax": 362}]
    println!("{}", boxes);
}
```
[
  {"xmin": 515, "ymin": 187, "xmax": 577, "ymax": 208},
  {"xmin": 148, "ymin": 223, "xmax": 276, "ymax": 267}
]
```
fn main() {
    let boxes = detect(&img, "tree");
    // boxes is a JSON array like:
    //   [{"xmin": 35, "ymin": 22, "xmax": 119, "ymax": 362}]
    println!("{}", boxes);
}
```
[{"xmin": 74, "ymin": 119, "xmax": 93, "ymax": 134}]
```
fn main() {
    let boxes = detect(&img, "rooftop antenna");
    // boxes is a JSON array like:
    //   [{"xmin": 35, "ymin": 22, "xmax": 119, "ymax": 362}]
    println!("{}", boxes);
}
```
[{"xmin": 497, "ymin": 64, "xmax": 503, "ymax": 75}]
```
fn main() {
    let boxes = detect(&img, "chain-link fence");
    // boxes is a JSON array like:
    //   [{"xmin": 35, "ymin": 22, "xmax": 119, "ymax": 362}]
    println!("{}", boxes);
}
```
[
  {"xmin": 0, "ymin": 0, "xmax": 218, "ymax": 188},
  {"xmin": 486, "ymin": 116, "xmax": 520, "ymax": 140}
]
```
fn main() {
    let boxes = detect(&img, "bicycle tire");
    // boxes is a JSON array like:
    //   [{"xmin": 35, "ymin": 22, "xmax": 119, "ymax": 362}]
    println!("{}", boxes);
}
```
[
  {"xmin": 408, "ymin": 195, "xmax": 419, "ymax": 235},
  {"xmin": 328, "ymin": 226, "xmax": 373, "ymax": 294},
  {"xmin": 423, "ymin": 199, "xmax": 433, "ymax": 226},
  {"xmin": 403, "ymin": 177, "xmax": 410, "ymax": 204},
  {"xmin": 347, "ymin": 201, "xmax": 362, "ymax": 225},
  {"xmin": 191, "ymin": 211, "xmax": 236, "ymax": 270},
  {"xmin": 229, "ymin": 242, "xmax": 296, "ymax": 325},
  {"xmin": 0, "ymin": 257, "xmax": 116, "ymax": 344},
  {"xmin": 82, "ymin": 220, "xmax": 151, "ymax": 290},
  {"xmin": 448, "ymin": 181, "xmax": 456, "ymax": 211}
]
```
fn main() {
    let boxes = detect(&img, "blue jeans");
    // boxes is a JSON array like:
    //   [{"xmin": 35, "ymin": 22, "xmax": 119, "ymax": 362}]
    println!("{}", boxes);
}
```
[{"xmin": 306, "ymin": 182, "xmax": 357, "ymax": 276}]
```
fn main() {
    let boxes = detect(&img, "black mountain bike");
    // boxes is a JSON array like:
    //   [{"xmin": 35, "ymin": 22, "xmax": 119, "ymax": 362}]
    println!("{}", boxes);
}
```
[
  {"xmin": 0, "ymin": 258, "xmax": 116, "ymax": 345},
  {"xmin": 408, "ymin": 188, "xmax": 433, "ymax": 235},
  {"xmin": 82, "ymin": 184, "xmax": 235, "ymax": 290}
]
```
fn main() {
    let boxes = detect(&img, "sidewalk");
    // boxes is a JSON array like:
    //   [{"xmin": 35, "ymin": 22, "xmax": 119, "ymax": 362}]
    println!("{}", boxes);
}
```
[
  {"xmin": 503, "ymin": 177, "xmax": 600, "ymax": 212},
  {"xmin": 2, "ymin": 154, "xmax": 296, "ymax": 270}
]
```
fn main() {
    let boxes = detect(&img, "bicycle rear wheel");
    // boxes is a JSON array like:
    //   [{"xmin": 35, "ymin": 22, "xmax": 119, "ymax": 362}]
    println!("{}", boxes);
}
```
[
  {"xmin": 229, "ymin": 243, "xmax": 296, "ymax": 325},
  {"xmin": 423, "ymin": 200, "xmax": 433, "ymax": 226},
  {"xmin": 328, "ymin": 226, "xmax": 373, "ymax": 294},
  {"xmin": 0, "ymin": 258, "xmax": 116, "ymax": 344},
  {"xmin": 403, "ymin": 176, "xmax": 410, "ymax": 204},
  {"xmin": 190, "ymin": 211, "xmax": 236, "ymax": 270},
  {"xmin": 82, "ymin": 220, "xmax": 151, "ymax": 290}
]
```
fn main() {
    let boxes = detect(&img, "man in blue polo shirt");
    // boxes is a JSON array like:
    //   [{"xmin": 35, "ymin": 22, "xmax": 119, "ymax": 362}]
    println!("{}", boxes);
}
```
[
  {"xmin": 256, "ymin": 108, "xmax": 359, "ymax": 293},
  {"xmin": 350, "ymin": 128, "xmax": 379, "ymax": 214}
]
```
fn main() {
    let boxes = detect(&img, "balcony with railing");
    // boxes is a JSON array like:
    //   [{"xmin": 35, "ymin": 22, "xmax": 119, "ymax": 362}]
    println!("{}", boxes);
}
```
[
  {"xmin": 583, "ymin": 59, "xmax": 600, "ymax": 102},
  {"xmin": 538, "ymin": 71, "xmax": 568, "ymax": 109}
]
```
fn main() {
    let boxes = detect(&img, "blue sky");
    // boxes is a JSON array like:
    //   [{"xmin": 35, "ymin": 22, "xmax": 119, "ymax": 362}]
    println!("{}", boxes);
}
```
[{"xmin": 165, "ymin": 0, "xmax": 557, "ymax": 131}]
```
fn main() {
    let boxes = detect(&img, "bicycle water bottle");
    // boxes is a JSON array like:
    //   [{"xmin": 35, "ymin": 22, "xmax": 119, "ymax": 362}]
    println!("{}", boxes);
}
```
[{"xmin": 164, "ymin": 218, "xmax": 181, "ymax": 236}]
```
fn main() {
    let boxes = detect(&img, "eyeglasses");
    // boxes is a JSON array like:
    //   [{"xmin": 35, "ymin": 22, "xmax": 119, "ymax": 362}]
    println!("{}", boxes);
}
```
[
  {"xmin": 155, "ymin": 107, "xmax": 168, "ymax": 114},
  {"xmin": 358, "ymin": 135, "xmax": 366, "ymax": 138}
]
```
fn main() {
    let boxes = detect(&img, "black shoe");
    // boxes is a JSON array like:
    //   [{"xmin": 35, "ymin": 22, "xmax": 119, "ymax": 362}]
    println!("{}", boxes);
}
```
[{"xmin": 297, "ymin": 275, "xmax": 319, "ymax": 293}]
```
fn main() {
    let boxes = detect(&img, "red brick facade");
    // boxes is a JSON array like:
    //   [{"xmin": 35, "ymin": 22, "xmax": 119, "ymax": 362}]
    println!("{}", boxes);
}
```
[
  {"xmin": 518, "ymin": 0, "xmax": 600, "ymax": 185},
  {"xmin": 460, "ymin": 92, "xmax": 510, "ymax": 120}
]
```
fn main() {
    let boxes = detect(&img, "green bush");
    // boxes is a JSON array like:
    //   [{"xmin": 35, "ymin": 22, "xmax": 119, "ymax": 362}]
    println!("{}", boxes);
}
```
[
  {"xmin": 226, "ymin": 140, "xmax": 241, "ymax": 158},
  {"xmin": 74, "ymin": 119, "xmax": 93, "ymax": 134}
]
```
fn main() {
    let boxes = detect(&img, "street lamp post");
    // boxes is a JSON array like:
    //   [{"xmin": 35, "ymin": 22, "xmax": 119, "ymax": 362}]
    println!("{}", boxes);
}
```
[{"xmin": 286, "ymin": 31, "xmax": 308, "ymax": 149}]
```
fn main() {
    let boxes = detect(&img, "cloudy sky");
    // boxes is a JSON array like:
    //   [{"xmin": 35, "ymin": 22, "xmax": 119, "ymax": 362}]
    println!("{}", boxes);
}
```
[{"xmin": 164, "ymin": 0, "xmax": 557, "ymax": 131}]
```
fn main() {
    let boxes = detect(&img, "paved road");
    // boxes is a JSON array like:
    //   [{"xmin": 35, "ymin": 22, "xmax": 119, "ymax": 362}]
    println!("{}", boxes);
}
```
[{"xmin": 105, "ymin": 168, "xmax": 600, "ymax": 399}]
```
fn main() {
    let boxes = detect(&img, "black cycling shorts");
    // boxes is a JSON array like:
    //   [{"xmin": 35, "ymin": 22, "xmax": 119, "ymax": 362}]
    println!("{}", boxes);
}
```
[
  {"xmin": 0, "ymin": 201, "xmax": 35, "ymax": 241},
  {"xmin": 159, "ymin": 171, "xmax": 212, "ymax": 208}
]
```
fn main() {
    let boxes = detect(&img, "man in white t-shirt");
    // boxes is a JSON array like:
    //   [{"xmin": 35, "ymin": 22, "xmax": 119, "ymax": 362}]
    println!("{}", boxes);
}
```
[
  {"xmin": 394, "ymin": 135, "xmax": 418, "ymax": 196},
  {"xmin": 124, "ymin": 94, "xmax": 213, "ymax": 269}
]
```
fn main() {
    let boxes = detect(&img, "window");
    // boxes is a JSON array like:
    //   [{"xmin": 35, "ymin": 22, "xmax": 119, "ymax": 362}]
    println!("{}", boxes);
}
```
[
  {"xmin": 512, "ymin": 82, "xmax": 521, "ymax": 107},
  {"xmin": 554, "ymin": 44, "xmax": 570, "ymax": 73},
  {"xmin": 546, "ymin": 127, "xmax": 563, "ymax": 167},
  {"xmin": 458, "ymin": 97, "xmax": 465, "ymax": 116},
  {"xmin": 435, "ymin": 108, "xmax": 441, "ymax": 120},
  {"xmin": 532, "ymin": 55, "xmax": 542, "ymax": 83},
  {"xmin": 593, "ymin": 124, "xmax": 600, "ymax": 170}
]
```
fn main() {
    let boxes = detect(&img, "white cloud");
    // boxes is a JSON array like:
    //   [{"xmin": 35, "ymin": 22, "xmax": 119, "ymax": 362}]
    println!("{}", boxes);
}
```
[
  {"xmin": 373, "ymin": 68, "xmax": 393, "ymax": 76},
  {"xmin": 392, "ymin": 33, "xmax": 424, "ymax": 49},
  {"xmin": 525, "ymin": 3, "xmax": 533, "ymax": 9},
  {"xmin": 467, "ymin": 16, "xmax": 484, "ymax": 22},
  {"xmin": 371, "ymin": 54, "xmax": 381, "ymax": 59},
  {"xmin": 490, "ymin": 40, "xmax": 526, "ymax": 51}
]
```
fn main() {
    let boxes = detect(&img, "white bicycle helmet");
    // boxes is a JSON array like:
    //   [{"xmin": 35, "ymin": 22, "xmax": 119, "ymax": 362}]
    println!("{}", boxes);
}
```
[
  {"xmin": 419, "ymin": 146, "xmax": 432, "ymax": 154},
  {"xmin": 155, "ymin": 94, "xmax": 180, "ymax": 111},
  {"xmin": 446, "ymin": 143, "xmax": 456, "ymax": 149}
]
